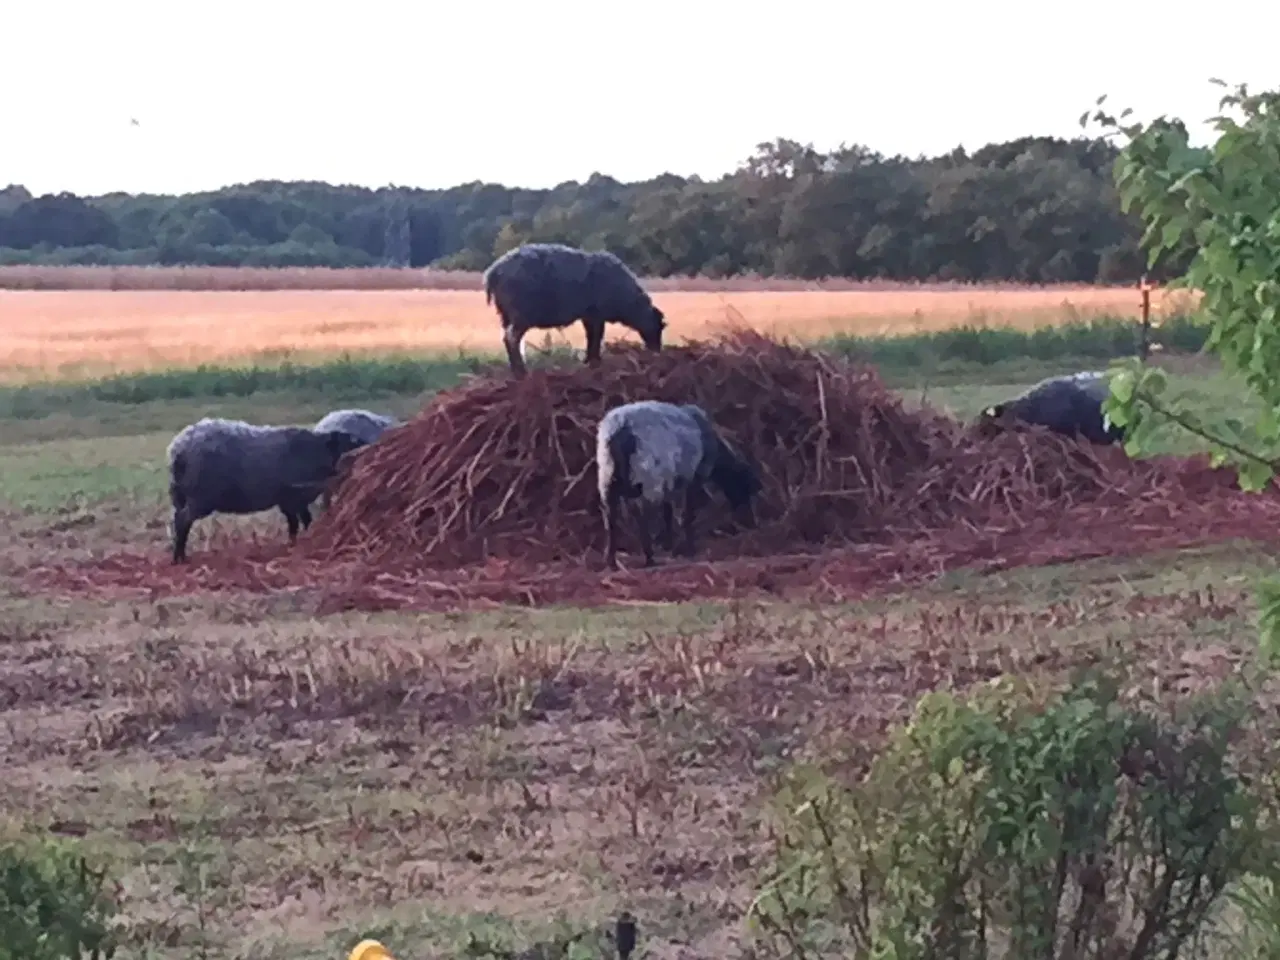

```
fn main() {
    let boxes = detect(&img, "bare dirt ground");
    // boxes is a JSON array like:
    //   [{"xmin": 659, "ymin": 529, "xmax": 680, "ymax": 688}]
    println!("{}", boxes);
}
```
[
  {"xmin": 22, "ymin": 467, "xmax": 1280, "ymax": 615},
  {"xmin": 0, "ymin": 523, "xmax": 1267, "ymax": 958},
  {"xmin": 3, "ymin": 448, "xmax": 1277, "ymax": 957}
]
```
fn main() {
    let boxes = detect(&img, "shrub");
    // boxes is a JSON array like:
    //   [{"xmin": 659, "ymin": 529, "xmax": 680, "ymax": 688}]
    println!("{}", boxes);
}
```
[
  {"xmin": 749, "ymin": 673, "xmax": 1272, "ymax": 959},
  {"xmin": 0, "ymin": 836, "xmax": 119, "ymax": 960}
]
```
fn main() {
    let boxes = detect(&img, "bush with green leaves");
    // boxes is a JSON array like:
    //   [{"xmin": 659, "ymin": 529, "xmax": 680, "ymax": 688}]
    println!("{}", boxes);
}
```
[
  {"xmin": 1092, "ymin": 84, "xmax": 1280, "ymax": 482},
  {"xmin": 1084, "ymin": 83, "xmax": 1280, "ymax": 660},
  {"xmin": 0, "ymin": 837, "xmax": 119, "ymax": 960},
  {"xmin": 748, "ymin": 673, "xmax": 1274, "ymax": 959}
]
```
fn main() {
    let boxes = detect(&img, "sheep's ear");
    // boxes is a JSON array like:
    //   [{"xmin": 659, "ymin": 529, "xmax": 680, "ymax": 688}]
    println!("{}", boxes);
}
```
[{"xmin": 323, "ymin": 431, "xmax": 349, "ymax": 456}]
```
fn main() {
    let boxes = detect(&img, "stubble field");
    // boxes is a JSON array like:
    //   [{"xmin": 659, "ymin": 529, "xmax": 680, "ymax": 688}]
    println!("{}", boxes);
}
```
[
  {"xmin": 0, "ymin": 279, "xmax": 1191, "ymax": 383},
  {"xmin": 0, "ymin": 279, "xmax": 1272, "ymax": 959}
]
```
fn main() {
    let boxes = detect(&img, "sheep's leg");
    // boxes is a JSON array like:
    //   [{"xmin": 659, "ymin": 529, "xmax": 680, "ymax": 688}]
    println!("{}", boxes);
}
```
[
  {"xmin": 281, "ymin": 507, "xmax": 302, "ymax": 545},
  {"xmin": 680, "ymin": 483, "xmax": 705, "ymax": 558},
  {"xmin": 297, "ymin": 504, "xmax": 313, "ymax": 530},
  {"xmin": 660, "ymin": 502, "xmax": 676, "ymax": 553},
  {"xmin": 171, "ymin": 506, "xmax": 194, "ymax": 564},
  {"xmin": 636, "ymin": 502, "xmax": 657, "ymax": 567},
  {"xmin": 503, "ymin": 325, "xmax": 528, "ymax": 377},
  {"xmin": 604, "ymin": 487, "xmax": 624, "ymax": 570},
  {"xmin": 583, "ymin": 319, "xmax": 605, "ymax": 365}
]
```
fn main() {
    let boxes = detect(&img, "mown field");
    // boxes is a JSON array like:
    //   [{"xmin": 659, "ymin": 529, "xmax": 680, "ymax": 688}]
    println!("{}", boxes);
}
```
[
  {"xmin": 0, "ymin": 265, "xmax": 1191, "ymax": 295},
  {"xmin": 3, "ymin": 302, "xmax": 1278, "ymax": 959},
  {"xmin": 0, "ymin": 279, "xmax": 1194, "ymax": 383}
]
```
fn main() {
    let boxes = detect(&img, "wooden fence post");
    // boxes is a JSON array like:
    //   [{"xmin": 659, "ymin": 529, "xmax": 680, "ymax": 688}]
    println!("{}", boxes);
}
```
[{"xmin": 1138, "ymin": 275, "xmax": 1153, "ymax": 361}]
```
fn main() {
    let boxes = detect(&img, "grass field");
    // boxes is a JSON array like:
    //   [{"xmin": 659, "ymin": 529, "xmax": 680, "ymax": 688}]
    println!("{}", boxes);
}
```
[
  {"xmin": 0, "ymin": 283, "xmax": 1195, "ymax": 383},
  {"xmin": 2, "ymin": 320, "xmax": 1276, "ymax": 958}
]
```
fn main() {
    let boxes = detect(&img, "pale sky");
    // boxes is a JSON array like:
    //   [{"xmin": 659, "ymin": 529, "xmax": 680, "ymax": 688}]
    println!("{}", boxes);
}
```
[{"xmin": 5, "ymin": 0, "xmax": 1278, "ymax": 197}]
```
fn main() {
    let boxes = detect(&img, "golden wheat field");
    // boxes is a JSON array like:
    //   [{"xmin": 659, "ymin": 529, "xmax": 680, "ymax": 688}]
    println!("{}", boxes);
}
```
[{"xmin": 0, "ymin": 283, "xmax": 1193, "ymax": 382}]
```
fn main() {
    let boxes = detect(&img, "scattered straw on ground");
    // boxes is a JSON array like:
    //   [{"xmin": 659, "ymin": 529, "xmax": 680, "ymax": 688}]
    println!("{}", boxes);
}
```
[{"xmin": 21, "ymin": 330, "xmax": 1280, "ymax": 611}]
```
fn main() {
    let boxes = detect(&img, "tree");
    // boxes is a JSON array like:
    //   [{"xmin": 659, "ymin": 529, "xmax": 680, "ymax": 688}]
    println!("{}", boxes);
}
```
[
  {"xmin": 0, "ymin": 193, "xmax": 118, "ymax": 249},
  {"xmin": 1088, "ymin": 81, "xmax": 1280, "ymax": 658},
  {"xmin": 0, "ymin": 134, "xmax": 1152, "ymax": 282}
]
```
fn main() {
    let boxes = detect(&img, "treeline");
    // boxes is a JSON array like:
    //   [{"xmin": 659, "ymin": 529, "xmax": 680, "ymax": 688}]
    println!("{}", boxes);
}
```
[{"xmin": 0, "ymin": 135, "xmax": 1180, "ymax": 283}]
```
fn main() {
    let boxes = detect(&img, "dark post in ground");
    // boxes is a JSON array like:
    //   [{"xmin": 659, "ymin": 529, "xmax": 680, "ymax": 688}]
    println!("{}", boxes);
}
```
[{"xmin": 1138, "ymin": 275, "xmax": 1153, "ymax": 361}]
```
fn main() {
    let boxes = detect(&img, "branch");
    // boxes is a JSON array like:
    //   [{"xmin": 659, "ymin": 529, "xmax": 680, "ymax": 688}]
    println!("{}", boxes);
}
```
[{"xmin": 1138, "ymin": 391, "xmax": 1280, "ymax": 470}]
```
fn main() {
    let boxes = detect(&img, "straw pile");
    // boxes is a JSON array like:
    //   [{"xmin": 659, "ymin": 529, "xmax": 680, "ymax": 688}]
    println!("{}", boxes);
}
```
[{"xmin": 305, "ymin": 330, "xmax": 1129, "ymax": 568}]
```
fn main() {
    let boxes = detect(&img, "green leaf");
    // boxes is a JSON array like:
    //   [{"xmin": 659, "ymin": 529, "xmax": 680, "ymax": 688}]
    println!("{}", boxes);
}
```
[
  {"xmin": 1257, "ymin": 406, "xmax": 1280, "ymax": 443},
  {"xmin": 1256, "ymin": 575, "xmax": 1280, "ymax": 666},
  {"xmin": 1109, "ymin": 369, "xmax": 1136, "ymax": 404},
  {"xmin": 1103, "ymin": 403, "xmax": 1129, "ymax": 428},
  {"xmin": 1159, "ymin": 219, "xmax": 1188, "ymax": 255},
  {"xmin": 1237, "ymin": 459, "xmax": 1275, "ymax": 493},
  {"xmin": 1141, "ymin": 367, "xmax": 1169, "ymax": 397}
]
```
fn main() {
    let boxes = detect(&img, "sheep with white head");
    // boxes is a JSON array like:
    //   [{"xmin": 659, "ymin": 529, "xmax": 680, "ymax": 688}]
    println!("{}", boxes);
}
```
[{"xmin": 596, "ymin": 400, "xmax": 759, "ymax": 569}]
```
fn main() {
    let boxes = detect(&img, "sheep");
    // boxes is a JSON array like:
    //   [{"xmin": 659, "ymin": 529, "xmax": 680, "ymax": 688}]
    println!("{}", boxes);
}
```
[
  {"xmin": 166, "ymin": 417, "xmax": 365, "ymax": 563},
  {"xmin": 978, "ymin": 371, "xmax": 1126, "ymax": 446},
  {"xmin": 313, "ymin": 408, "xmax": 399, "ymax": 446},
  {"xmin": 311, "ymin": 409, "xmax": 400, "ymax": 509},
  {"xmin": 596, "ymin": 400, "xmax": 760, "ymax": 569},
  {"xmin": 482, "ymin": 242, "xmax": 666, "ymax": 376}
]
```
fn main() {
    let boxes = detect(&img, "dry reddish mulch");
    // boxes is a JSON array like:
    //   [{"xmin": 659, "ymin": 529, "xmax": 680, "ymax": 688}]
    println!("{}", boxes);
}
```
[{"xmin": 21, "ymin": 332, "xmax": 1280, "ymax": 613}]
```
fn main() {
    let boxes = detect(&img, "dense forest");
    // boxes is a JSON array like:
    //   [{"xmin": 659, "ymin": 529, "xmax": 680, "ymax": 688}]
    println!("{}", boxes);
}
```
[{"xmin": 0, "ymin": 135, "xmax": 1180, "ymax": 283}]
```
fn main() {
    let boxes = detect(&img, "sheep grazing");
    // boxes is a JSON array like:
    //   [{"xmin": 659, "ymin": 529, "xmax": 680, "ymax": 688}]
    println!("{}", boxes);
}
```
[
  {"xmin": 166, "ymin": 417, "xmax": 365, "ymax": 564},
  {"xmin": 312, "ymin": 409, "xmax": 400, "ymax": 509},
  {"xmin": 483, "ymin": 242, "xmax": 666, "ymax": 377},
  {"xmin": 596, "ymin": 400, "xmax": 760, "ymax": 569},
  {"xmin": 979, "ymin": 371, "xmax": 1125, "ymax": 446}
]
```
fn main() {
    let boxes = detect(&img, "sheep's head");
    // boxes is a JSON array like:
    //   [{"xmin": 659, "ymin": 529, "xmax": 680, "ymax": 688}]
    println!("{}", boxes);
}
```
[
  {"xmin": 321, "ymin": 430, "xmax": 366, "ymax": 466},
  {"xmin": 634, "ymin": 304, "xmax": 665, "ymax": 351},
  {"xmin": 976, "ymin": 402, "xmax": 1014, "ymax": 437},
  {"xmin": 712, "ymin": 445, "xmax": 762, "ymax": 523}
]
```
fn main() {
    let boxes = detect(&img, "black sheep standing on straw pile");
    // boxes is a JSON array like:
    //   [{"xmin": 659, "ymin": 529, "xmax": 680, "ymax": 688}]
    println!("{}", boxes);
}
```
[
  {"xmin": 979, "ymin": 371, "xmax": 1127, "ymax": 446},
  {"xmin": 482, "ymin": 243, "xmax": 667, "ymax": 376}
]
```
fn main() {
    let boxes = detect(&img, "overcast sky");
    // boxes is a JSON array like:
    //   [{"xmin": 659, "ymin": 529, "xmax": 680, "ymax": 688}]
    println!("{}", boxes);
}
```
[{"xmin": 5, "ymin": 0, "xmax": 1277, "ymax": 197}]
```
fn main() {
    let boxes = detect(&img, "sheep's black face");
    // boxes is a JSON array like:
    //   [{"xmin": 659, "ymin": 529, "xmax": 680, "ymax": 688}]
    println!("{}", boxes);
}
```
[
  {"xmin": 323, "ymin": 430, "xmax": 366, "ymax": 466},
  {"xmin": 639, "ymin": 306, "xmax": 665, "ymax": 351},
  {"xmin": 715, "ymin": 459, "xmax": 761, "ymax": 512},
  {"xmin": 976, "ymin": 403, "xmax": 1012, "ymax": 437}
]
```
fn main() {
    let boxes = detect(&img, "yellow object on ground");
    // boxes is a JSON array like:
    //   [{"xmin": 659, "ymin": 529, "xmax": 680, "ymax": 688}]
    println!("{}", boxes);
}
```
[{"xmin": 349, "ymin": 940, "xmax": 395, "ymax": 960}]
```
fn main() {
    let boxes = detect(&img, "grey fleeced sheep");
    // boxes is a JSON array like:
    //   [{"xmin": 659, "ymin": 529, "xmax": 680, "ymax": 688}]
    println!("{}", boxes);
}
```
[
  {"xmin": 313, "ymin": 408, "xmax": 399, "ymax": 445},
  {"xmin": 979, "ymin": 371, "xmax": 1125, "ymax": 446},
  {"xmin": 483, "ymin": 242, "xmax": 666, "ymax": 376},
  {"xmin": 311, "ymin": 409, "xmax": 400, "ymax": 509},
  {"xmin": 166, "ymin": 417, "xmax": 364, "ymax": 563},
  {"xmin": 596, "ymin": 400, "xmax": 760, "ymax": 569}
]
